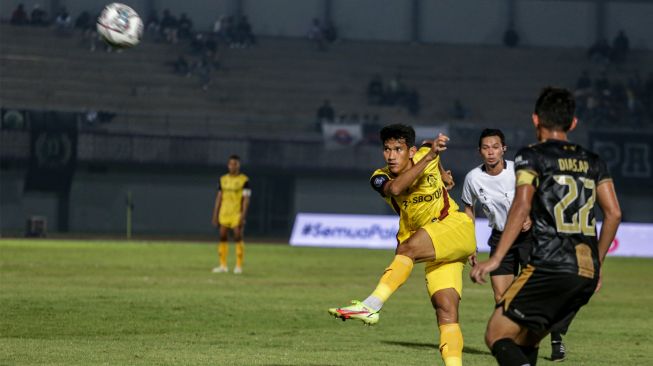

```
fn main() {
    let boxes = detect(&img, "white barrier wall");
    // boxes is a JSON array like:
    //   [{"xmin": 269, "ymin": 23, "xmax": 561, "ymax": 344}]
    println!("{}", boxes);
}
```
[{"xmin": 290, "ymin": 213, "xmax": 653, "ymax": 257}]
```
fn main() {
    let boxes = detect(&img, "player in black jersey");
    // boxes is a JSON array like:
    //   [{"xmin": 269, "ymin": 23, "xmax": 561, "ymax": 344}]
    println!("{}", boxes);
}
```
[{"xmin": 470, "ymin": 87, "xmax": 621, "ymax": 366}]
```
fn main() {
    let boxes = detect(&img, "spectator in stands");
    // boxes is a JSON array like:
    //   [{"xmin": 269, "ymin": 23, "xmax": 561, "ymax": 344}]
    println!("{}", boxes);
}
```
[
  {"xmin": 160, "ymin": 9, "xmax": 178, "ymax": 44},
  {"xmin": 611, "ymin": 30, "xmax": 630, "ymax": 64},
  {"xmin": 367, "ymin": 74, "xmax": 384, "ymax": 105},
  {"xmin": 10, "ymin": 4, "xmax": 29, "ymax": 25},
  {"xmin": 307, "ymin": 18, "xmax": 326, "ymax": 51},
  {"xmin": 74, "ymin": 11, "xmax": 97, "ymax": 51},
  {"xmin": 54, "ymin": 8, "xmax": 73, "ymax": 36},
  {"xmin": 588, "ymin": 38, "xmax": 611, "ymax": 65},
  {"xmin": 223, "ymin": 16, "xmax": 237, "ymax": 47},
  {"xmin": 213, "ymin": 16, "xmax": 226, "ymax": 41},
  {"xmin": 235, "ymin": 16, "xmax": 255, "ymax": 47},
  {"xmin": 30, "ymin": 4, "xmax": 48, "ymax": 26},
  {"xmin": 503, "ymin": 27, "xmax": 519, "ymax": 48},
  {"xmin": 145, "ymin": 11, "xmax": 161, "ymax": 41},
  {"xmin": 317, "ymin": 100, "xmax": 335, "ymax": 123},
  {"xmin": 178, "ymin": 13, "xmax": 194, "ymax": 40},
  {"xmin": 323, "ymin": 20, "xmax": 338, "ymax": 44}
]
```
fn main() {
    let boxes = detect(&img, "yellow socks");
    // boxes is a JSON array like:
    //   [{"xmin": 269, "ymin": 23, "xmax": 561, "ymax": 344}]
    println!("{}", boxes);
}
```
[
  {"xmin": 439, "ymin": 323, "xmax": 463, "ymax": 366},
  {"xmin": 218, "ymin": 242, "xmax": 228, "ymax": 267},
  {"xmin": 370, "ymin": 255, "xmax": 414, "ymax": 303},
  {"xmin": 235, "ymin": 241, "xmax": 244, "ymax": 268}
]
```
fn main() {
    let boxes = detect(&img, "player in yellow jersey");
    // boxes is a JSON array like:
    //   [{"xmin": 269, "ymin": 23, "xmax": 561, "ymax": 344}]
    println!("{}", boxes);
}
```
[
  {"xmin": 211, "ymin": 155, "xmax": 251, "ymax": 274},
  {"xmin": 328, "ymin": 124, "xmax": 476, "ymax": 366}
]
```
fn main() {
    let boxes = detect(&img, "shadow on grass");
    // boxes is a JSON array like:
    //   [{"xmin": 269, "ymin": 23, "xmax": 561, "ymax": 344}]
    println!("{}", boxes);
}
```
[{"xmin": 381, "ymin": 340, "xmax": 491, "ymax": 355}]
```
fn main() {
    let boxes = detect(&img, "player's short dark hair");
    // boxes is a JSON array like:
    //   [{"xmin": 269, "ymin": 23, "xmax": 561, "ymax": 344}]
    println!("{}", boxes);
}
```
[
  {"xmin": 534, "ymin": 87, "xmax": 576, "ymax": 131},
  {"xmin": 478, "ymin": 128, "xmax": 506, "ymax": 148},
  {"xmin": 229, "ymin": 154, "xmax": 240, "ymax": 161},
  {"xmin": 380, "ymin": 124, "xmax": 415, "ymax": 147}
]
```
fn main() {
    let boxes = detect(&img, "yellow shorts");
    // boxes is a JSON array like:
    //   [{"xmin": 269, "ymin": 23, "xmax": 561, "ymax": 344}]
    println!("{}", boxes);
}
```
[
  {"xmin": 422, "ymin": 211, "xmax": 476, "ymax": 297},
  {"xmin": 219, "ymin": 214, "xmax": 241, "ymax": 229}
]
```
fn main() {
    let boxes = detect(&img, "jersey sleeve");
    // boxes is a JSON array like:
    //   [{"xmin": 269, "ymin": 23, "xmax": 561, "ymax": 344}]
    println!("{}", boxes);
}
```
[
  {"xmin": 460, "ymin": 172, "xmax": 476, "ymax": 206},
  {"xmin": 413, "ymin": 144, "xmax": 440, "ymax": 167},
  {"xmin": 596, "ymin": 158, "xmax": 612, "ymax": 185},
  {"xmin": 242, "ymin": 178, "xmax": 252, "ymax": 197},
  {"xmin": 370, "ymin": 172, "xmax": 391, "ymax": 197},
  {"xmin": 514, "ymin": 147, "xmax": 540, "ymax": 187}
]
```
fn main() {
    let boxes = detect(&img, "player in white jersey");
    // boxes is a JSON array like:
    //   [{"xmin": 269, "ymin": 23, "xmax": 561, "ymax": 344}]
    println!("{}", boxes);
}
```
[{"xmin": 462, "ymin": 128, "xmax": 567, "ymax": 361}]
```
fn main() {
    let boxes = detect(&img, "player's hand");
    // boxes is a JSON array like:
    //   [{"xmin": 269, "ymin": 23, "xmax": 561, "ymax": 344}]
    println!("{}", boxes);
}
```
[
  {"xmin": 428, "ymin": 133, "xmax": 449, "ymax": 159},
  {"xmin": 442, "ymin": 170, "xmax": 455, "ymax": 191},
  {"xmin": 595, "ymin": 267, "xmax": 603, "ymax": 293},
  {"xmin": 239, "ymin": 216, "xmax": 246, "ymax": 227},
  {"xmin": 470, "ymin": 257, "xmax": 500, "ymax": 284},
  {"xmin": 467, "ymin": 252, "xmax": 478, "ymax": 267},
  {"xmin": 211, "ymin": 217, "xmax": 219, "ymax": 227},
  {"xmin": 521, "ymin": 216, "xmax": 532, "ymax": 232}
]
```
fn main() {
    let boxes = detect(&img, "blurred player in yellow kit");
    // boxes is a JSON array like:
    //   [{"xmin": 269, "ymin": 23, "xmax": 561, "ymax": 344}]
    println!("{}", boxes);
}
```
[
  {"xmin": 328, "ymin": 124, "xmax": 476, "ymax": 366},
  {"xmin": 211, "ymin": 155, "xmax": 251, "ymax": 274}
]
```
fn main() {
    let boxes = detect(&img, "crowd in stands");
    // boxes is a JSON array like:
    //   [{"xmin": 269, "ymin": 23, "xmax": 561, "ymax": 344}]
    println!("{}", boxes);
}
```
[
  {"xmin": 366, "ymin": 74, "xmax": 420, "ymax": 116},
  {"xmin": 9, "ymin": 3, "xmax": 47, "ymax": 26},
  {"xmin": 575, "ymin": 70, "xmax": 653, "ymax": 126},
  {"xmin": 588, "ymin": 30, "xmax": 630, "ymax": 65}
]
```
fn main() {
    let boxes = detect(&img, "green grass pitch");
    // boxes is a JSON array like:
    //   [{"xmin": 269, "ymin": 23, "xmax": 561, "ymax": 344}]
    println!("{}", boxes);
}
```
[{"xmin": 1, "ymin": 239, "xmax": 652, "ymax": 365}]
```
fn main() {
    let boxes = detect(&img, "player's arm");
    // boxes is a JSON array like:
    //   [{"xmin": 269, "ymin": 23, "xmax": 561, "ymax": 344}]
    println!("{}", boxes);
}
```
[
  {"xmin": 240, "ymin": 183, "xmax": 252, "ymax": 226},
  {"xmin": 383, "ymin": 134, "xmax": 449, "ymax": 196},
  {"xmin": 470, "ymin": 182, "xmax": 535, "ymax": 284},
  {"xmin": 461, "ymin": 172, "xmax": 476, "ymax": 221},
  {"xmin": 439, "ymin": 160, "xmax": 455, "ymax": 191},
  {"xmin": 464, "ymin": 204, "xmax": 475, "ymax": 221},
  {"xmin": 596, "ymin": 180, "xmax": 621, "ymax": 263},
  {"xmin": 212, "ymin": 190, "xmax": 222, "ymax": 227}
]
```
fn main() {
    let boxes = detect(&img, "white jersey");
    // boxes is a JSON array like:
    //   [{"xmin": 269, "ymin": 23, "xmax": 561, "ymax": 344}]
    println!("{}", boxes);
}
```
[{"xmin": 461, "ymin": 160, "xmax": 515, "ymax": 231}]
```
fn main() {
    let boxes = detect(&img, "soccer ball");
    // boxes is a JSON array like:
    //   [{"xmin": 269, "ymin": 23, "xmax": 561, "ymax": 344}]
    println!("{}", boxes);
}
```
[{"xmin": 96, "ymin": 3, "xmax": 143, "ymax": 48}]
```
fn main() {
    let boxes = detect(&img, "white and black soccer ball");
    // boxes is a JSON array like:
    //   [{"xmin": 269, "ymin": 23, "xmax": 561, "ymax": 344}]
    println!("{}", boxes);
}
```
[{"xmin": 96, "ymin": 3, "xmax": 143, "ymax": 48}]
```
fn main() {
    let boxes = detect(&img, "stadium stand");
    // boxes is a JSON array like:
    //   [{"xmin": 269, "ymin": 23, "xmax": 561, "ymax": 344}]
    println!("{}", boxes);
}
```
[{"xmin": 1, "ymin": 23, "xmax": 652, "ymax": 138}]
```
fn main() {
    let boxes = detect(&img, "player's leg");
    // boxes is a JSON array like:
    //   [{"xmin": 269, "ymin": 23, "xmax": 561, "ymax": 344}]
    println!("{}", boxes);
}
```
[
  {"xmin": 327, "ymin": 229, "xmax": 430, "ymax": 325},
  {"xmin": 423, "ymin": 213, "xmax": 476, "ymax": 366},
  {"xmin": 212, "ymin": 225, "xmax": 230, "ymax": 273},
  {"xmin": 490, "ymin": 248, "xmax": 518, "ymax": 303},
  {"xmin": 233, "ymin": 224, "xmax": 244, "ymax": 274},
  {"xmin": 486, "ymin": 307, "xmax": 543, "ymax": 366},
  {"xmin": 426, "ymin": 261, "xmax": 465, "ymax": 366}
]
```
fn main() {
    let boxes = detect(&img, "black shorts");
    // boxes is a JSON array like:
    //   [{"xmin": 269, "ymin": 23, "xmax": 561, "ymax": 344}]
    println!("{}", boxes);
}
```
[
  {"xmin": 488, "ymin": 229, "xmax": 532, "ymax": 277},
  {"xmin": 498, "ymin": 264, "xmax": 598, "ymax": 334}
]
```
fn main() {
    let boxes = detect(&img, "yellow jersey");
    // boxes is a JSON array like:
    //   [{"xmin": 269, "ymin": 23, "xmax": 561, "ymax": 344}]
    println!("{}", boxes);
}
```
[
  {"xmin": 370, "ymin": 145, "xmax": 459, "ymax": 243},
  {"xmin": 218, "ymin": 173, "xmax": 250, "ymax": 218}
]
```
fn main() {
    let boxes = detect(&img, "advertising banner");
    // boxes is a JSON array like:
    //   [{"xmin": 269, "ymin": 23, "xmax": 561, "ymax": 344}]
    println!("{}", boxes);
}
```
[{"xmin": 290, "ymin": 213, "xmax": 652, "ymax": 257}]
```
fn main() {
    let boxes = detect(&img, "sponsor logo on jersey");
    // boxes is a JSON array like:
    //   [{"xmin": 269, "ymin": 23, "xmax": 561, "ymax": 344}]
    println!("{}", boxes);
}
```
[{"xmin": 373, "ymin": 176, "xmax": 387, "ymax": 188}]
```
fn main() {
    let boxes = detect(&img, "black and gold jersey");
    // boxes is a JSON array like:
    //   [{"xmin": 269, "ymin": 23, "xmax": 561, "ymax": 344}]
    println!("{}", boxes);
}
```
[{"xmin": 514, "ymin": 139, "xmax": 612, "ymax": 277}]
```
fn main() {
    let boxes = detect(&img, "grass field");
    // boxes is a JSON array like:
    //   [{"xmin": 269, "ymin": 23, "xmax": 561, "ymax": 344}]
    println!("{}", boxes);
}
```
[{"xmin": 1, "ymin": 239, "xmax": 652, "ymax": 365}]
